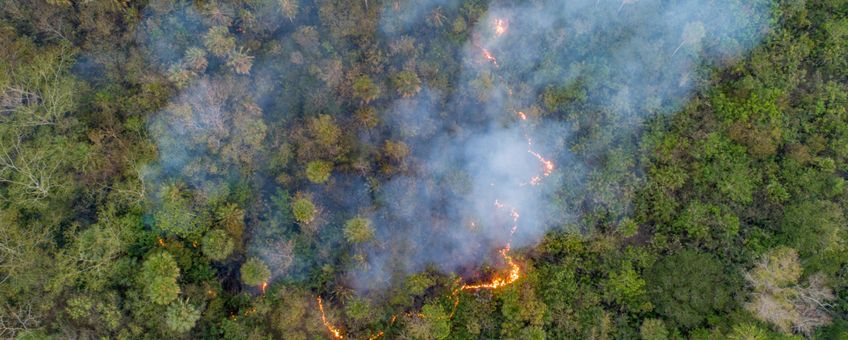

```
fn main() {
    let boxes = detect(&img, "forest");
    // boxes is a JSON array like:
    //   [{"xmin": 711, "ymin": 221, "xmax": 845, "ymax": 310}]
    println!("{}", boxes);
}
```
[{"xmin": 0, "ymin": 0, "xmax": 847, "ymax": 339}]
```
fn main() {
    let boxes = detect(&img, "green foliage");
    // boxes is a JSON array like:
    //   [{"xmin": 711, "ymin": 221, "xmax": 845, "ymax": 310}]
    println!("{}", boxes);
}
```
[
  {"xmin": 202, "ymin": 229, "xmax": 234, "ymax": 261},
  {"xmin": 147, "ymin": 276, "xmax": 181, "ymax": 305},
  {"xmin": 406, "ymin": 302, "xmax": 450, "ymax": 339},
  {"xmin": 165, "ymin": 299, "xmax": 201, "ymax": 333},
  {"xmin": 291, "ymin": 197, "xmax": 317, "ymax": 224},
  {"xmin": 646, "ymin": 251, "xmax": 733, "ymax": 329},
  {"xmin": 343, "ymin": 216, "xmax": 374, "ymax": 244},
  {"xmin": 204, "ymin": 26, "xmax": 235, "ymax": 57},
  {"xmin": 640, "ymin": 319, "xmax": 669, "ymax": 340},
  {"xmin": 728, "ymin": 323, "xmax": 769, "ymax": 340},
  {"xmin": 393, "ymin": 70, "xmax": 421, "ymax": 97},
  {"xmin": 353, "ymin": 75, "xmax": 380, "ymax": 103},
  {"xmin": 305, "ymin": 160, "xmax": 333, "ymax": 184},
  {"xmin": 240, "ymin": 257, "xmax": 271, "ymax": 286}
]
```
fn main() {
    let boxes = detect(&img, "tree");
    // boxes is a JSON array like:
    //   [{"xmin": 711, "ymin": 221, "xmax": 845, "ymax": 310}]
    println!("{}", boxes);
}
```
[
  {"xmin": 780, "ymin": 200, "xmax": 845, "ymax": 274},
  {"xmin": 727, "ymin": 323, "xmax": 769, "ymax": 340},
  {"xmin": 344, "ymin": 217, "xmax": 374, "ymax": 244},
  {"xmin": 646, "ymin": 251, "xmax": 733, "ymax": 329},
  {"xmin": 279, "ymin": 0, "xmax": 298, "ymax": 22},
  {"xmin": 604, "ymin": 264, "xmax": 648, "ymax": 311},
  {"xmin": 227, "ymin": 47, "xmax": 254, "ymax": 75},
  {"xmin": 640, "ymin": 319, "xmax": 669, "ymax": 340},
  {"xmin": 353, "ymin": 75, "xmax": 380, "ymax": 103},
  {"xmin": 745, "ymin": 247, "xmax": 835, "ymax": 335},
  {"xmin": 202, "ymin": 229, "xmax": 234, "ymax": 261},
  {"xmin": 165, "ymin": 299, "xmax": 201, "ymax": 333},
  {"xmin": 216, "ymin": 203, "xmax": 245, "ymax": 247},
  {"xmin": 240, "ymin": 257, "xmax": 271, "ymax": 286},
  {"xmin": 393, "ymin": 70, "xmax": 421, "ymax": 97},
  {"xmin": 305, "ymin": 160, "xmax": 332, "ymax": 184},
  {"xmin": 204, "ymin": 26, "xmax": 235, "ymax": 57},
  {"xmin": 291, "ymin": 196, "xmax": 317, "ymax": 224},
  {"xmin": 184, "ymin": 47, "xmax": 208, "ymax": 72},
  {"xmin": 141, "ymin": 252, "xmax": 181, "ymax": 305},
  {"xmin": 405, "ymin": 302, "xmax": 450, "ymax": 339}
]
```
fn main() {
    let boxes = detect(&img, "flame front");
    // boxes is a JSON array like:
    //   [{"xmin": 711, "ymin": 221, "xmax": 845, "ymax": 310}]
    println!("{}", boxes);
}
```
[{"xmin": 317, "ymin": 296, "xmax": 344, "ymax": 339}]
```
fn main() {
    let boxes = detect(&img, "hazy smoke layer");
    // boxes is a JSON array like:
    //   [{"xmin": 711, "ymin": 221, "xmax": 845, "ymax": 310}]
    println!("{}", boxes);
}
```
[
  {"xmin": 135, "ymin": 0, "xmax": 771, "ymax": 290},
  {"xmin": 355, "ymin": 0, "xmax": 770, "ymax": 289}
]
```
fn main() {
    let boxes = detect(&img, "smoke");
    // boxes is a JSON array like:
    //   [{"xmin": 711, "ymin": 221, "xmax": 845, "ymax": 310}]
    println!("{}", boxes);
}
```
[
  {"xmin": 353, "ymin": 0, "xmax": 771, "ymax": 290},
  {"xmin": 132, "ymin": 0, "xmax": 772, "ymax": 291}
]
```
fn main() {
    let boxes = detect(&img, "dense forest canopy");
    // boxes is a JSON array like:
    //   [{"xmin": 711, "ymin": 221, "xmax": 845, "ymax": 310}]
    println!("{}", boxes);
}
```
[{"xmin": 1, "ymin": 0, "xmax": 847, "ymax": 339}]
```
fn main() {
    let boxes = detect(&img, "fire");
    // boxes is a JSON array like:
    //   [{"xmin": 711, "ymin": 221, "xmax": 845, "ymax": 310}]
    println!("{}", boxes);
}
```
[
  {"xmin": 260, "ymin": 282, "xmax": 268, "ymax": 294},
  {"xmin": 460, "ymin": 246, "xmax": 520, "ymax": 290},
  {"xmin": 317, "ymin": 296, "xmax": 344, "ymax": 339},
  {"xmin": 528, "ymin": 149, "xmax": 555, "ymax": 176},
  {"xmin": 494, "ymin": 18, "xmax": 508, "ymax": 36},
  {"xmin": 157, "ymin": 237, "xmax": 166, "ymax": 247},
  {"xmin": 459, "ymin": 201, "xmax": 522, "ymax": 291},
  {"xmin": 516, "ymin": 111, "xmax": 528, "ymax": 120},
  {"xmin": 480, "ymin": 46, "xmax": 498, "ymax": 67}
]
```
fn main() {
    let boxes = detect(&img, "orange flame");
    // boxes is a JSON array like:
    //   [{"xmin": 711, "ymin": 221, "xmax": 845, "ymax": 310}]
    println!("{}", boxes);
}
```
[
  {"xmin": 480, "ymin": 47, "xmax": 498, "ymax": 67},
  {"xmin": 528, "ymin": 149, "xmax": 555, "ymax": 177},
  {"xmin": 317, "ymin": 296, "xmax": 344, "ymax": 339},
  {"xmin": 260, "ymin": 282, "xmax": 268, "ymax": 294},
  {"xmin": 157, "ymin": 237, "xmax": 166, "ymax": 247},
  {"xmin": 460, "ymin": 246, "xmax": 520, "ymax": 291}
]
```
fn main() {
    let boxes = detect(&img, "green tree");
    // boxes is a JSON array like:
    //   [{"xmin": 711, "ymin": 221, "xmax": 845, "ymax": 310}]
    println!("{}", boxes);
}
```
[
  {"xmin": 141, "ymin": 251, "xmax": 181, "ymax": 305},
  {"xmin": 727, "ymin": 323, "xmax": 769, "ymax": 340},
  {"xmin": 165, "ymin": 299, "xmax": 201, "ymax": 333},
  {"xmin": 227, "ymin": 47, "xmax": 254, "ymax": 75},
  {"xmin": 353, "ymin": 75, "xmax": 380, "ymax": 103},
  {"xmin": 204, "ymin": 26, "xmax": 235, "ymax": 57},
  {"xmin": 344, "ymin": 217, "xmax": 374, "ymax": 244},
  {"xmin": 406, "ymin": 302, "xmax": 450, "ymax": 339},
  {"xmin": 393, "ymin": 70, "xmax": 421, "ymax": 97},
  {"xmin": 291, "ymin": 197, "xmax": 317, "ymax": 224},
  {"xmin": 646, "ymin": 251, "xmax": 733, "ymax": 329},
  {"xmin": 240, "ymin": 257, "xmax": 271, "ymax": 286},
  {"xmin": 640, "ymin": 319, "xmax": 669, "ymax": 340},
  {"xmin": 202, "ymin": 229, "xmax": 234, "ymax": 261},
  {"xmin": 305, "ymin": 160, "xmax": 332, "ymax": 184}
]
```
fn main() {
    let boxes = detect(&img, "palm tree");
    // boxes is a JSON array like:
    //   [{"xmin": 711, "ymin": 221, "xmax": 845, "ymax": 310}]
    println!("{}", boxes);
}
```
[
  {"xmin": 393, "ymin": 70, "xmax": 421, "ymax": 97},
  {"xmin": 183, "ymin": 47, "xmax": 207, "ymax": 72},
  {"xmin": 427, "ymin": 7, "xmax": 446, "ymax": 28},
  {"xmin": 227, "ymin": 47, "xmax": 254, "ymax": 75},
  {"xmin": 204, "ymin": 26, "xmax": 235, "ymax": 57}
]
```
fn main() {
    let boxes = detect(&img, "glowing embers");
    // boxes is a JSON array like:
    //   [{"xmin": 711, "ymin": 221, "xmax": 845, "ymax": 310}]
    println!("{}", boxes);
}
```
[{"xmin": 317, "ymin": 296, "xmax": 344, "ymax": 339}]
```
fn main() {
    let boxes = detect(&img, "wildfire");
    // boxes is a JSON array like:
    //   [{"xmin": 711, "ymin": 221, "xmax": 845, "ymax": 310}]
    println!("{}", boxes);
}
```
[
  {"xmin": 260, "ymin": 282, "xmax": 268, "ymax": 294},
  {"xmin": 480, "ymin": 46, "xmax": 498, "ymax": 67},
  {"xmin": 460, "ymin": 246, "xmax": 520, "ymax": 291},
  {"xmin": 317, "ymin": 296, "xmax": 344, "ymax": 339},
  {"xmin": 516, "ymin": 111, "xmax": 528, "ymax": 120},
  {"xmin": 494, "ymin": 18, "xmax": 508, "ymax": 36},
  {"xmin": 459, "ymin": 201, "xmax": 522, "ymax": 291},
  {"xmin": 528, "ymin": 149, "xmax": 555, "ymax": 176}
]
